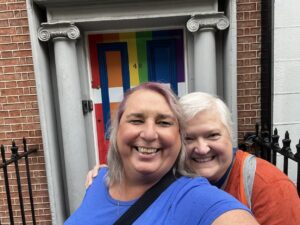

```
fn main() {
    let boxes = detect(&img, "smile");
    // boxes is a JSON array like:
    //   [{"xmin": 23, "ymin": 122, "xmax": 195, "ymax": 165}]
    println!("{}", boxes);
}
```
[
  {"xmin": 192, "ymin": 155, "xmax": 215, "ymax": 163},
  {"xmin": 136, "ymin": 147, "xmax": 159, "ymax": 154}
]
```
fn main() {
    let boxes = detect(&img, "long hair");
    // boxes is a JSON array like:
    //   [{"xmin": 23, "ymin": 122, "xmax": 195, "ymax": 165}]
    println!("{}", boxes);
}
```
[
  {"xmin": 106, "ymin": 82, "xmax": 194, "ymax": 185},
  {"xmin": 179, "ymin": 92, "xmax": 233, "ymax": 141}
]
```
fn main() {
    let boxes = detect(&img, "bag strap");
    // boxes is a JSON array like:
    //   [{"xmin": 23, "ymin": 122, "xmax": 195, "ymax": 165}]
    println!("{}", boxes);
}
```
[
  {"xmin": 113, "ymin": 170, "xmax": 179, "ymax": 225},
  {"xmin": 241, "ymin": 153, "xmax": 256, "ymax": 209}
]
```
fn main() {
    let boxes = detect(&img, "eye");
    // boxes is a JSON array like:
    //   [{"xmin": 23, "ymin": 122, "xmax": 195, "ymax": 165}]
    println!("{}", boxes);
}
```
[
  {"xmin": 184, "ymin": 135, "xmax": 195, "ymax": 142},
  {"xmin": 157, "ymin": 120, "xmax": 174, "ymax": 127},
  {"xmin": 129, "ymin": 119, "xmax": 144, "ymax": 125},
  {"xmin": 208, "ymin": 132, "xmax": 221, "ymax": 139}
]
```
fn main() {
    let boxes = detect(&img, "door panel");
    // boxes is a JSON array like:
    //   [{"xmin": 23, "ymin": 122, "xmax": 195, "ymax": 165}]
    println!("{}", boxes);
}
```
[
  {"xmin": 147, "ymin": 39, "xmax": 177, "ymax": 94},
  {"xmin": 89, "ymin": 30, "xmax": 185, "ymax": 163}
]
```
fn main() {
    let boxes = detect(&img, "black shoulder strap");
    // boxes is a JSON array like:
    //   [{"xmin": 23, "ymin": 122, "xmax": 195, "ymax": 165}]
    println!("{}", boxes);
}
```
[{"xmin": 113, "ymin": 170, "xmax": 179, "ymax": 225}]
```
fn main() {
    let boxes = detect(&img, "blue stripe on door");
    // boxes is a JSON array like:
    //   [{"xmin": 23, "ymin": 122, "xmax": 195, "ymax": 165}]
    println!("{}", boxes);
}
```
[{"xmin": 97, "ymin": 42, "xmax": 130, "ymax": 135}]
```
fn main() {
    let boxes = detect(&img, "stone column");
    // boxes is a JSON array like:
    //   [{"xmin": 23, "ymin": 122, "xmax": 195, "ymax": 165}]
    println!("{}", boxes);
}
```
[
  {"xmin": 187, "ymin": 13, "xmax": 229, "ymax": 94},
  {"xmin": 38, "ymin": 22, "xmax": 89, "ymax": 213}
]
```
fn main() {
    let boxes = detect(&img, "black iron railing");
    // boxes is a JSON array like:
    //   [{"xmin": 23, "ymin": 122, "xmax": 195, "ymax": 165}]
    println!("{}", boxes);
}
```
[
  {"xmin": 241, "ymin": 124, "xmax": 300, "ymax": 196},
  {"xmin": 0, "ymin": 138, "xmax": 37, "ymax": 225}
]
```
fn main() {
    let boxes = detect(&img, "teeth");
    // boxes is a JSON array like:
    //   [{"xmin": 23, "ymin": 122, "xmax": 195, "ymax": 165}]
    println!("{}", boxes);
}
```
[
  {"xmin": 137, "ymin": 147, "xmax": 158, "ymax": 154},
  {"xmin": 193, "ymin": 156, "xmax": 213, "ymax": 163}
]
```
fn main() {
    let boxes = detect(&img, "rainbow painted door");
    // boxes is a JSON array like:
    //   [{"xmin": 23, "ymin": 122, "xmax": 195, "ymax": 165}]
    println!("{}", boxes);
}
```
[{"xmin": 88, "ymin": 29, "xmax": 185, "ymax": 163}]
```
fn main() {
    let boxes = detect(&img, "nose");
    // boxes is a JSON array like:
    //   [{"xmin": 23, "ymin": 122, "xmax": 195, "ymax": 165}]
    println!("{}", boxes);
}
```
[
  {"xmin": 193, "ymin": 138, "xmax": 210, "ymax": 154},
  {"xmin": 140, "ymin": 121, "xmax": 158, "ymax": 141}
]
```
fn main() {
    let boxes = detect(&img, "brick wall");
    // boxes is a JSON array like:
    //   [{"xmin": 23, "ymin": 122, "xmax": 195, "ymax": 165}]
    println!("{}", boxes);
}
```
[
  {"xmin": 236, "ymin": 0, "xmax": 261, "ymax": 143},
  {"xmin": 0, "ymin": 0, "xmax": 51, "ymax": 224}
]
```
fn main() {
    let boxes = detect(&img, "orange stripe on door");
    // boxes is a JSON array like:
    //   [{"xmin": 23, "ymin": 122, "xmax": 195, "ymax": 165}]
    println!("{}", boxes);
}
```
[{"xmin": 106, "ymin": 51, "xmax": 123, "ymax": 87}]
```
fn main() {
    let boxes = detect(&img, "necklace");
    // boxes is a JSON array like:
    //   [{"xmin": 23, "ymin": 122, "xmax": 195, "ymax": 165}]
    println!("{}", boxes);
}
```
[{"xmin": 116, "ymin": 200, "xmax": 120, "ymax": 217}]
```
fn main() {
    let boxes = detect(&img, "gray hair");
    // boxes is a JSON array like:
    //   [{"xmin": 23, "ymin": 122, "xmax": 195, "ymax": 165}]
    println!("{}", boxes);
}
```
[
  {"xmin": 179, "ymin": 92, "xmax": 233, "ymax": 141},
  {"xmin": 106, "ymin": 82, "xmax": 195, "ymax": 185}
]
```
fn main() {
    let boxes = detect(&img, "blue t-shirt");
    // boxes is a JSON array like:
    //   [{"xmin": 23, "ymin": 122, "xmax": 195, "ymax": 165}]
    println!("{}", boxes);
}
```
[{"xmin": 64, "ymin": 168, "xmax": 250, "ymax": 225}]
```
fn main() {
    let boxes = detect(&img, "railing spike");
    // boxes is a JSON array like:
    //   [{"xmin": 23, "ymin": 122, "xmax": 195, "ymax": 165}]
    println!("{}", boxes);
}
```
[{"xmin": 285, "ymin": 131, "xmax": 289, "ymax": 139}]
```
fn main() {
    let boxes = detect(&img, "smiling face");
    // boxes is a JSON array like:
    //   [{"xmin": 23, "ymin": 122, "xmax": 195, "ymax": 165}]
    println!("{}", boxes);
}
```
[
  {"xmin": 185, "ymin": 109, "xmax": 233, "ymax": 183},
  {"xmin": 116, "ymin": 89, "xmax": 181, "ymax": 184}
]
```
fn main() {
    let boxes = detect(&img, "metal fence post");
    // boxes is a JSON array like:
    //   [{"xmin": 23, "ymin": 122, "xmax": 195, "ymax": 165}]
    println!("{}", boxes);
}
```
[
  {"xmin": 294, "ymin": 140, "xmax": 300, "ymax": 196},
  {"xmin": 0, "ymin": 145, "xmax": 14, "ymax": 224},
  {"xmin": 11, "ymin": 141, "xmax": 27, "ymax": 224},
  {"xmin": 281, "ymin": 132, "xmax": 292, "ymax": 175},
  {"xmin": 271, "ymin": 128, "xmax": 280, "ymax": 165},
  {"xmin": 23, "ymin": 138, "xmax": 36, "ymax": 225}
]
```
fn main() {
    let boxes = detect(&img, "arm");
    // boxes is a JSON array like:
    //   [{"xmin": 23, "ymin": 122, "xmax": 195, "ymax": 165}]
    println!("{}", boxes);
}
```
[
  {"xmin": 212, "ymin": 210, "xmax": 259, "ymax": 225},
  {"xmin": 85, "ymin": 164, "xmax": 107, "ymax": 188}
]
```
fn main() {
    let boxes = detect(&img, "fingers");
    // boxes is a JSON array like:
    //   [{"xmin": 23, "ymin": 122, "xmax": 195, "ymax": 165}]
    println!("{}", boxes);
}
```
[
  {"xmin": 85, "ymin": 170, "xmax": 94, "ymax": 189},
  {"xmin": 92, "ymin": 164, "xmax": 102, "ymax": 178},
  {"xmin": 85, "ymin": 164, "xmax": 107, "ymax": 189}
]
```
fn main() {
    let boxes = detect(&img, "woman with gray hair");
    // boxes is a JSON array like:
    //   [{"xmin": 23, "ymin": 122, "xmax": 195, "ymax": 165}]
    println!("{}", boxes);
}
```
[
  {"xmin": 180, "ymin": 91, "xmax": 300, "ymax": 225},
  {"xmin": 65, "ymin": 82, "xmax": 258, "ymax": 225}
]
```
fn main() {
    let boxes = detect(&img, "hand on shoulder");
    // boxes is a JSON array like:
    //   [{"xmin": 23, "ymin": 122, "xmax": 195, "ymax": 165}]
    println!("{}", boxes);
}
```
[{"xmin": 85, "ymin": 164, "xmax": 107, "ymax": 189}]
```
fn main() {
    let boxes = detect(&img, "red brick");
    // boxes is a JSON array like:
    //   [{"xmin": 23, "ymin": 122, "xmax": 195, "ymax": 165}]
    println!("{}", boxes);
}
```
[
  {"xmin": 250, "ymin": 11, "xmax": 260, "ymax": 19},
  {"xmin": 17, "ymin": 42, "xmax": 31, "ymax": 49},
  {"xmin": 11, "ymin": 34, "xmax": 30, "ymax": 42},
  {"xmin": 10, "ymin": 123, "xmax": 22, "ymax": 131},
  {"xmin": 0, "ymin": 27, "xmax": 15, "ymax": 35},
  {"xmin": 0, "ymin": 58, "xmax": 20, "ymax": 66},
  {"xmin": 1, "ymin": 87, "xmax": 24, "ymax": 96},
  {"xmin": 0, "ymin": 35, "xmax": 12, "ymax": 42},
  {"xmin": 237, "ymin": 3, "xmax": 257, "ymax": 11},
  {"xmin": 237, "ymin": 66, "xmax": 257, "ymax": 74},
  {"xmin": 251, "ymin": 103, "xmax": 260, "ymax": 109},
  {"xmin": 4, "ymin": 117, "xmax": 27, "ymax": 125},
  {"xmin": 22, "ymin": 123, "xmax": 41, "ymax": 130},
  {"xmin": 21, "ymin": 109, "xmax": 39, "ymax": 116},
  {"xmin": 13, "ymin": 9, "xmax": 28, "ymax": 18},
  {"xmin": 0, "ymin": 111, "xmax": 9, "ymax": 118},
  {"xmin": 17, "ymin": 80, "xmax": 35, "ymax": 87},
  {"xmin": 1, "ymin": 50, "xmax": 12, "ymax": 57},
  {"xmin": 238, "ymin": 96, "xmax": 257, "ymax": 103},
  {"xmin": 2, "ymin": 66, "xmax": 15, "ymax": 73},
  {"xmin": 2, "ymin": 102, "xmax": 25, "ymax": 110},
  {"xmin": 0, "ymin": 11, "xmax": 13, "ymax": 18},
  {"xmin": 5, "ymin": 81, "xmax": 17, "ymax": 88},
  {"xmin": 0, "ymin": 96, "xmax": 7, "ymax": 103},
  {"xmin": 0, "ymin": 43, "xmax": 18, "ymax": 51},
  {"xmin": 12, "ymin": 49, "xmax": 31, "ymax": 57},
  {"xmin": 0, "ymin": 19, "xmax": 9, "ymax": 27},
  {"xmin": 0, "ymin": 3, "xmax": 8, "ymax": 11},
  {"xmin": 7, "ymin": 2, "xmax": 26, "ymax": 10},
  {"xmin": 250, "ymin": 27, "xmax": 260, "ymax": 35},
  {"xmin": 15, "ymin": 65, "xmax": 33, "ymax": 72},
  {"xmin": 6, "ymin": 131, "xmax": 29, "ymax": 138},
  {"xmin": 238, "ymin": 20, "xmax": 257, "ymax": 28},
  {"xmin": 237, "ymin": 81, "xmax": 257, "ymax": 89},
  {"xmin": 237, "ymin": 35, "xmax": 257, "ymax": 43},
  {"xmin": 237, "ymin": 43, "xmax": 244, "ymax": 51}
]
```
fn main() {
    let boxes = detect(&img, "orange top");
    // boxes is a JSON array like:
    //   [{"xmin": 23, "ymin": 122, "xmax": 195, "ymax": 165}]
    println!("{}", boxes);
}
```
[{"xmin": 225, "ymin": 150, "xmax": 300, "ymax": 225}]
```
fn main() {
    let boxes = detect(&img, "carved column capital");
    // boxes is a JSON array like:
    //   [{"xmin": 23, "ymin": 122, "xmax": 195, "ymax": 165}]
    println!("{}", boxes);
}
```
[
  {"xmin": 38, "ymin": 22, "xmax": 80, "ymax": 42},
  {"xmin": 186, "ymin": 13, "xmax": 229, "ymax": 33}
]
